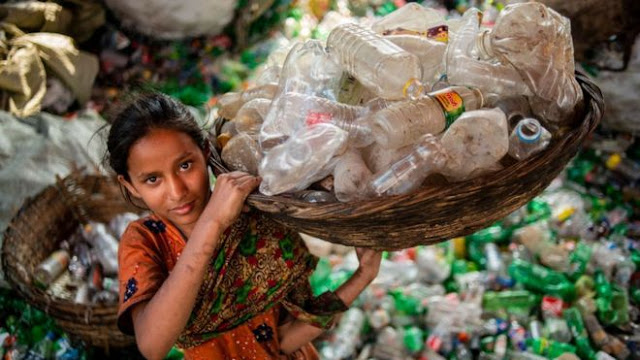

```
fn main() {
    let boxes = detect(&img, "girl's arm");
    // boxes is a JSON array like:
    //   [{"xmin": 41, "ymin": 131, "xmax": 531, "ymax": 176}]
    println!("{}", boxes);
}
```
[
  {"xmin": 278, "ymin": 248, "xmax": 382, "ymax": 354},
  {"xmin": 130, "ymin": 172, "xmax": 260, "ymax": 360}
]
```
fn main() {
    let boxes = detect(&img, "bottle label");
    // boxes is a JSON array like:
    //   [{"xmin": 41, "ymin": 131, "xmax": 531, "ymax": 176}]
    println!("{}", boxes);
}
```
[
  {"xmin": 305, "ymin": 111, "xmax": 333, "ymax": 126},
  {"xmin": 432, "ymin": 90, "xmax": 465, "ymax": 127},
  {"xmin": 382, "ymin": 25, "xmax": 449, "ymax": 43}
]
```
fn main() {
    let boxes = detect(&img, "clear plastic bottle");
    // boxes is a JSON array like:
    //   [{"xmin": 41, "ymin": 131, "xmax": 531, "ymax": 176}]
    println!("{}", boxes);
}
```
[
  {"xmin": 25, "ymin": 331, "xmax": 55, "ymax": 360},
  {"xmin": 369, "ymin": 134, "xmax": 448, "ymax": 197},
  {"xmin": 260, "ymin": 92, "xmax": 371, "ymax": 148},
  {"xmin": 371, "ymin": 2, "xmax": 445, "ymax": 35},
  {"xmin": 322, "ymin": 308, "xmax": 365, "ymax": 360},
  {"xmin": 218, "ymin": 83, "xmax": 280, "ymax": 119},
  {"xmin": 333, "ymin": 149, "xmax": 372, "ymax": 202},
  {"xmin": 445, "ymin": 9, "xmax": 532, "ymax": 99},
  {"xmin": 385, "ymin": 34, "xmax": 446, "ymax": 86},
  {"xmin": 234, "ymin": 98, "xmax": 271, "ymax": 135},
  {"xmin": 361, "ymin": 141, "xmax": 413, "ymax": 174},
  {"xmin": 259, "ymin": 123, "xmax": 348, "ymax": 196},
  {"xmin": 34, "ymin": 250, "xmax": 70, "ymax": 289},
  {"xmin": 82, "ymin": 222, "xmax": 119, "ymax": 275},
  {"xmin": 221, "ymin": 133, "xmax": 262, "ymax": 176},
  {"xmin": 476, "ymin": 2, "xmax": 583, "ymax": 123},
  {"xmin": 440, "ymin": 108, "xmax": 509, "ymax": 182},
  {"xmin": 370, "ymin": 85, "xmax": 484, "ymax": 149},
  {"xmin": 513, "ymin": 222, "xmax": 569, "ymax": 272},
  {"xmin": 326, "ymin": 22, "xmax": 423, "ymax": 100},
  {"xmin": 508, "ymin": 118, "xmax": 552, "ymax": 161}
]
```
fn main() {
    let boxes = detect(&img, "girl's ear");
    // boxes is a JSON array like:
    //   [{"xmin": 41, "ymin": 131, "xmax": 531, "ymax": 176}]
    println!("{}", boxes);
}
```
[{"xmin": 117, "ymin": 175, "xmax": 142, "ymax": 199}]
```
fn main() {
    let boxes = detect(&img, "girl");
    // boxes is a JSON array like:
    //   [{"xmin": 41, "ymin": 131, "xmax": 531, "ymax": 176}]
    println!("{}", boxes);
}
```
[{"xmin": 105, "ymin": 93, "xmax": 382, "ymax": 360}]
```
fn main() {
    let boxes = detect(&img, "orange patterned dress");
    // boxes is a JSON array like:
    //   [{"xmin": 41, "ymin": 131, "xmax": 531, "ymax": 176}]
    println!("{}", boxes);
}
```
[{"xmin": 117, "ymin": 210, "xmax": 347, "ymax": 359}]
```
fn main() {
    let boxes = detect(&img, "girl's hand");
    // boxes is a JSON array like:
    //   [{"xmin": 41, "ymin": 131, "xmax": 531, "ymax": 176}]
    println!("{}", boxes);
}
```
[
  {"xmin": 202, "ymin": 171, "xmax": 261, "ymax": 231},
  {"xmin": 354, "ymin": 247, "xmax": 383, "ymax": 282}
]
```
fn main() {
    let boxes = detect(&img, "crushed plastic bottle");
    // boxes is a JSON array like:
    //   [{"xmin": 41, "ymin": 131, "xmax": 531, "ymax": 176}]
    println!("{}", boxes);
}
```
[
  {"xmin": 221, "ymin": 132, "xmax": 262, "ymax": 175},
  {"xmin": 332, "ymin": 149, "xmax": 373, "ymax": 202}
]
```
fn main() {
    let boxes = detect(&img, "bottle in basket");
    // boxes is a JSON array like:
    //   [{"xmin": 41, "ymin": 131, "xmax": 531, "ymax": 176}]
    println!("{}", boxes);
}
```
[
  {"xmin": 326, "ymin": 23, "xmax": 423, "ymax": 100},
  {"xmin": 234, "ymin": 98, "xmax": 271, "ymax": 135},
  {"xmin": 221, "ymin": 132, "xmax": 262, "ymax": 176},
  {"xmin": 34, "ymin": 250, "xmax": 70, "ymax": 289},
  {"xmin": 218, "ymin": 83, "xmax": 280, "ymax": 119},
  {"xmin": 369, "ymin": 86, "xmax": 484, "ymax": 149},
  {"xmin": 369, "ymin": 134, "xmax": 448, "ymax": 196},
  {"xmin": 333, "ymin": 149, "xmax": 373, "ymax": 202},
  {"xmin": 82, "ymin": 223, "xmax": 118, "ymax": 275},
  {"xmin": 508, "ymin": 118, "xmax": 552, "ymax": 161}
]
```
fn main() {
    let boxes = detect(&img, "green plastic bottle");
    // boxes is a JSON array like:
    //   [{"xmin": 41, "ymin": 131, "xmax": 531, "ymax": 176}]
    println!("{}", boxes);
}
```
[
  {"xmin": 508, "ymin": 259, "xmax": 576, "ymax": 300},
  {"xmin": 563, "ymin": 308, "xmax": 597, "ymax": 360},
  {"xmin": 567, "ymin": 242, "xmax": 592, "ymax": 281},
  {"xmin": 483, "ymin": 290, "xmax": 540, "ymax": 315}
]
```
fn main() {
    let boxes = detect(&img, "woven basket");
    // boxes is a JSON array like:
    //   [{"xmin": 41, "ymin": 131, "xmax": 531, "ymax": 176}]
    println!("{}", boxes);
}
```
[
  {"xmin": 210, "ymin": 73, "xmax": 604, "ymax": 250},
  {"xmin": 1, "ymin": 172, "xmax": 139, "ymax": 348}
]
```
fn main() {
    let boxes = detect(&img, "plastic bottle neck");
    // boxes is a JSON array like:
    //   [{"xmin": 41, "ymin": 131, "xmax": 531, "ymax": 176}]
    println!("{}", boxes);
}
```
[
  {"xmin": 516, "ymin": 118, "xmax": 542, "ymax": 144},
  {"xmin": 475, "ymin": 29, "xmax": 495, "ymax": 60}
]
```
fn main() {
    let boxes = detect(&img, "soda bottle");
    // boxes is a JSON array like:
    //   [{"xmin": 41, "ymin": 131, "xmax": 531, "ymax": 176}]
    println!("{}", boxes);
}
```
[
  {"xmin": 476, "ymin": 2, "xmax": 583, "ymax": 123},
  {"xmin": 221, "ymin": 132, "xmax": 262, "ymax": 176},
  {"xmin": 568, "ymin": 242, "xmax": 593, "ymax": 281},
  {"xmin": 326, "ymin": 22, "xmax": 423, "ymax": 100},
  {"xmin": 217, "ymin": 83, "xmax": 279, "ymax": 119},
  {"xmin": 402, "ymin": 326, "xmax": 424, "ymax": 354},
  {"xmin": 445, "ymin": 9, "xmax": 532, "ymax": 99},
  {"xmin": 34, "ymin": 250, "xmax": 70, "ymax": 289},
  {"xmin": 332, "ymin": 149, "xmax": 372, "ymax": 202},
  {"xmin": 508, "ymin": 259, "xmax": 575, "ymax": 300},
  {"xmin": 508, "ymin": 118, "xmax": 552, "ymax": 161},
  {"xmin": 482, "ymin": 290, "xmax": 539, "ymax": 315},
  {"xmin": 526, "ymin": 337, "xmax": 576, "ymax": 358},
  {"xmin": 233, "ymin": 98, "xmax": 271, "ymax": 135},
  {"xmin": 440, "ymin": 108, "xmax": 509, "ymax": 182},
  {"xmin": 563, "ymin": 308, "xmax": 597, "ymax": 360},
  {"xmin": 368, "ymin": 134, "xmax": 448, "ymax": 196},
  {"xmin": 514, "ymin": 222, "xmax": 569, "ymax": 273},
  {"xmin": 24, "ymin": 331, "xmax": 55, "ymax": 360},
  {"xmin": 605, "ymin": 153, "xmax": 640, "ymax": 182},
  {"xmin": 82, "ymin": 222, "xmax": 119, "ymax": 276},
  {"xmin": 594, "ymin": 270, "xmax": 630, "ymax": 326},
  {"xmin": 369, "ymin": 85, "xmax": 484, "ymax": 149},
  {"xmin": 468, "ymin": 223, "xmax": 512, "ymax": 244},
  {"xmin": 259, "ymin": 123, "xmax": 348, "ymax": 195}
]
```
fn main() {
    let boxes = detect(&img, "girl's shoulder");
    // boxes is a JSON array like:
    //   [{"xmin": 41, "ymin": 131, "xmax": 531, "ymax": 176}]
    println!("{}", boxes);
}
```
[{"xmin": 120, "ymin": 214, "xmax": 172, "ymax": 249}]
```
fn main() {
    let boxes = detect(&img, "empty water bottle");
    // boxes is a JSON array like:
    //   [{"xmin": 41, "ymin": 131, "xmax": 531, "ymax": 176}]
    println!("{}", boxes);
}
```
[
  {"xmin": 371, "ymin": 3, "xmax": 445, "ymax": 35},
  {"xmin": 369, "ymin": 134, "xmax": 448, "ymax": 196},
  {"xmin": 218, "ymin": 83, "xmax": 280, "ymax": 119},
  {"xmin": 370, "ymin": 85, "xmax": 484, "ymax": 149},
  {"xmin": 333, "ymin": 149, "xmax": 373, "ymax": 202},
  {"xmin": 385, "ymin": 34, "xmax": 446, "ymax": 86},
  {"xmin": 326, "ymin": 22, "xmax": 423, "ymax": 100},
  {"xmin": 234, "ymin": 98, "xmax": 271, "ymax": 135},
  {"xmin": 508, "ymin": 118, "xmax": 552, "ymax": 161},
  {"xmin": 221, "ymin": 133, "xmax": 262, "ymax": 176},
  {"xmin": 82, "ymin": 222, "xmax": 119, "ymax": 275}
]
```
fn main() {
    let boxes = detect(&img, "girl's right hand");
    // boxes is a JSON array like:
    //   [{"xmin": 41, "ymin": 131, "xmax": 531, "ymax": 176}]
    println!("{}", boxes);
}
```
[{"xmin": 202, "ymin": 171, "xmax": 261, "ymax": 231}]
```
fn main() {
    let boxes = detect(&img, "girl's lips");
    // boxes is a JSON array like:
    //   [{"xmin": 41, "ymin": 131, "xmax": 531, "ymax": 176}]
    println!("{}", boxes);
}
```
[{"xmin": 172, "ymin": 201, "xmax": 195, "ymax": 215}]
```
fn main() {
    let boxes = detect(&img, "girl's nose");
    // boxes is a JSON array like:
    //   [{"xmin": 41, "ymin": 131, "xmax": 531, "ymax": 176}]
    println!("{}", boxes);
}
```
[{"xmin": 167, "ymin": 175, "xmax": 188, "ymax": 200}]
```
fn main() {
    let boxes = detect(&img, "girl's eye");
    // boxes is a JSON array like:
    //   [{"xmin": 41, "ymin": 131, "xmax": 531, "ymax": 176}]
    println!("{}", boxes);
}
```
[
  {"xmin": 145, "ymin": 176, "xmax": 157, "ymax": 184},
  {"xmin": 180, "ymin": 161, "xmax": 192, "ymax": 171}
]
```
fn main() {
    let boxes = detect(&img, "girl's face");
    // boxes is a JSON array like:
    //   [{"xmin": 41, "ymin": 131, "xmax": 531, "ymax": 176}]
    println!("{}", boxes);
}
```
[{"xmin": 118, "ymin": 128, "xmax": 210, "ymax": 237}]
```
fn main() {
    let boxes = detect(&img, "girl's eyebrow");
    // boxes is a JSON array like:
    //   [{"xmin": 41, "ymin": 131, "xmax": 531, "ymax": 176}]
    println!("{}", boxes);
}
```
[{"xmin": 135, "ymin": 151, "xmax": 195, "ymax": 179}]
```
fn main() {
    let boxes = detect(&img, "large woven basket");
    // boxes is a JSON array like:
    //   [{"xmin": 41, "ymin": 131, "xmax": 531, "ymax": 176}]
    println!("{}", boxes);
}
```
[
  {"xmin": 1, "ymin": 172, "xmax": 139, "ymax": 348},
  {"xmin": 211, "ymin": 73, "xmax": 604, "ymax": 250}
]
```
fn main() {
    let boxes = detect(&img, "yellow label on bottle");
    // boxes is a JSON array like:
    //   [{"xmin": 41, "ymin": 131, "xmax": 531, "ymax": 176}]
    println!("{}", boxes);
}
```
[
  {"xmin": 606, "ymin": 154, "xmax": 621, "ymax": 170},
  {"xmin": 432, "ymin": 89, "xmax": 465, "ymax": 127}
]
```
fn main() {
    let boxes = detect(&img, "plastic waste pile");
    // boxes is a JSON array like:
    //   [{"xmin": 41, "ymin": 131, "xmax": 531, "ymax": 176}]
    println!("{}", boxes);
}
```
[
  {"xmin": 310, "ymin": 131, "xmax": 640, "ymax": 359},
  {"xmin": 215, "ymin": 1, "xmax": 583, "ymax": 202}
]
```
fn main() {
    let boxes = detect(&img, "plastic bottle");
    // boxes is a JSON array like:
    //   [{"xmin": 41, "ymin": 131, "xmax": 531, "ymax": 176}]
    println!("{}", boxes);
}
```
[
  {"xmin": 526, "ymin": 337, "xmax": 576, "ymax": 358},
  {"xmin": 371, "ymin": 3, "xmax": 445, "ymax": 35},
  {"xmin": 326, "ymin": 22, "xmax": 423, "ymax": 100},
  {"xmin": 605, "ymin": 153, "xmax": 640, "ymax": 181},
  {"xmin": 385, "ymin": 34, "xmax": 446, "ymax": 86},
  {"xmin": 322, "ymin": 308, "xmax": 365, "ymax": 360},
  {"xmin": 368, "ymin": 134, "xmax": 448, "ymax": 196},
  {"xmin": 581, "ymin": 311, "xmax": 631, "ymax": 360},
  {"xmin": 24, "ymin": 331, "xmax": 55, "ymax": 360},
  {"xmin": 482, "ymin": 291, "xmax": 539, "ymax": 315},
  {"xmin": 234, "ymin": 98, "xmax": 271, "ymax": 135},
  {"xmin": 445, "ymin": 9, "xmax": 532, "ymax": 99},
  {"xmin": 370, "ymin": 85, "xmax": 484, "ymax": 149},
  {"xmin": 514, "ymin": 222, "xmax": 569, "ymax": 272},
  {"xmin": 34, "ymin": 250, "xmax": 70, "ymax": 289},
  {"xmin": 218, "ymin": 83, "xmax": 280, "ymax": 119},
  {"xmin": 332, "ymin": 149, "xmax": 373, "ymax": 202},
  {"xmin": 402, "ymin": 326, "xmax": 424, "ymax": 354},
  {"xmin": 82, "ymin": 223, "xmax": 118, "ymax": 275},
  {"xmin": 221, "ymin": 132, "xmax": 262, "ymax": 176},
  {"xmin": 260, "ymin": 92, "xmax": 371, "ymax": 148},
  {"xmin": 415, "ymin": 246, "xmax": 451, "ymax": 284},
  {"xmin": 259, "ymin": 123, "xmax": 348, "ymax": 195},
  {"xmin": 361, "ymin": 142, "xmax": 413, "ymax": 174},
  {"xmin": 508, "ymin": 118, "xmax": 552, "ymax": 161},
  {"xmin": 476, "ymin": 2, "xmax": 583, "ymax": 123},
  {"xmin": 372, "ymin": 326, "xmax": 406, "ymax": 359},
  {"xmin": 508, "ymin": 259, "xmax": 575, "ymax": 300},
  {"xmin": 440, "ymin": 108, "xmax": 509, "ymax": 182}
]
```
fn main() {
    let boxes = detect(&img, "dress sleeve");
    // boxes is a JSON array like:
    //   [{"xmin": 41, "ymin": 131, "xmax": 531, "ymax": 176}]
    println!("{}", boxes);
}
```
[
  {"xmin": 280, "ymin": 256, "xmax": 348, "ymax": 329},
  {"xmin": 116, "ymin": 220, "xmax": 168, "ymax": 335}
]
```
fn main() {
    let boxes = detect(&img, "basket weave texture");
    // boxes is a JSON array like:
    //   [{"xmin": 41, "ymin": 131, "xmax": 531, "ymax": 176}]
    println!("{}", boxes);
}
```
[
  {"xmin": 210, "ymin": 73, "xmax": 604, "ymax": 250},
  {"xmin": 2, "ymin": 173, "xmax": 139, "ymax": 348}
]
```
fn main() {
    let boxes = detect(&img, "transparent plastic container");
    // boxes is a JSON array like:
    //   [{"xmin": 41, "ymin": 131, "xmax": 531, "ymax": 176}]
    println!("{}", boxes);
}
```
[
  {"xmin": 508, "ymin": 118, "xmax": 552, "ymax": 161},
  {"xmin": 217, "ymin": 83, "xmax": 280, "ymax": 120},
  {"xmin": 333, "ymin": 149, "xmax": 373, "ymax": 202},
  {"xmin": 371, "ymin": 3, "xmax": 444, "ymax": 35},
  {"xmin": 385, "ymin": 34, "xmax": 446, "ymax": 86},
  {"xmin": 221, "ymin": 133, "xmax": 262, "ymax": 176},
  {"xmin": 259, "ymin": 123, "xmax": 348, "ymax": 195},
  {"xmin": 234, "ymin": 98, "xmax": 272, "ymax": 135},
  {"xmin": 440, "ymin": 108, "xmax": 509, "ymax": 181},
  {"xmin": 370, "ymin": 86, "xmax": 484, "ymax": 149},
  {"xmin": 369, "ymin": 134, "xmax": 448, "ymax": 196},
  {"xmin": 326, "ymin": 22, "xmax": 423, "ymax": 100}
]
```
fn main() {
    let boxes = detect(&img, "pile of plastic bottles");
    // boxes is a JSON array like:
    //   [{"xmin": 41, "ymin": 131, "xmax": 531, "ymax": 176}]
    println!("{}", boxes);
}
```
[
  {"xmin": 216, "ymin": 1, "xmax": 583, "ymax": 203},
  {"xmin": 310, "ymin": 130, "xmax": 640, "ymax": 360},
  {"xmin": 34, "ymin": 213, "xmax": 139, "ymax": 306}
]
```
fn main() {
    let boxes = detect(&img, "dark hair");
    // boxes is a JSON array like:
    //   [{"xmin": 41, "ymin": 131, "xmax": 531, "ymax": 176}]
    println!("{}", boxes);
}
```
[{"xmin": 104, "ymin": 92, "xmax": 207, "ymax": 204}]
